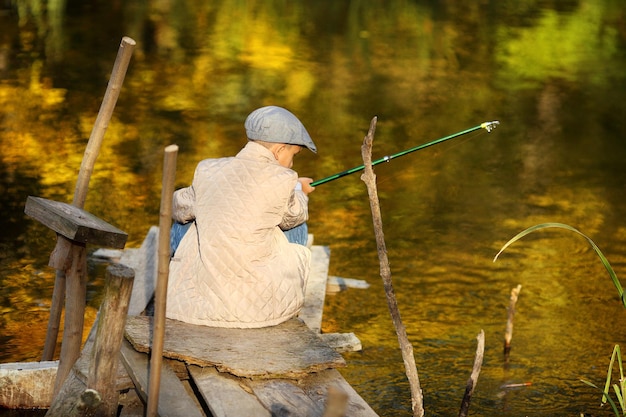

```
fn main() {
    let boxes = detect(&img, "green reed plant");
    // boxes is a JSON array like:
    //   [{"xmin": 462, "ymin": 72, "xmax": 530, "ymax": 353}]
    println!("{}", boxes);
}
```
[
  {"xmin": 581, "ymin": 344, "xmax": 625, "ymax": 416},
  {"xmin": 493, "ymin": 222, "xmax": 626, "ymax": 415},
  {"xmin": 493, "ymin": 222, "xmax": 626, "ymax": 308}
]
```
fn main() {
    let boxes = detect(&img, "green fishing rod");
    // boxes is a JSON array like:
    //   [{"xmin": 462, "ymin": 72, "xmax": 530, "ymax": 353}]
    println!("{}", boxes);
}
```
[{"xmin": 310, "ymin": 120, "xmax": 500, "ymax": 187}]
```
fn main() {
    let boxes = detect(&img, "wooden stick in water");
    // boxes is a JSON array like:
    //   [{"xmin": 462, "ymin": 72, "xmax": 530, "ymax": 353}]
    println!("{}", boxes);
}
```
[
  {"xmin": 458, "ymin": 330, "xmax": 485, "ymax": 417},
  {"xmin": 146, "ymin": 144, "xmax": 179, "ymax": 417},
  {"xmin": 504, "ymin": 284, "xmax": 522, "ymax": 355},
  {"xmin": 360, "ymin": 116, "xmax": 424, "ymax": 417}
]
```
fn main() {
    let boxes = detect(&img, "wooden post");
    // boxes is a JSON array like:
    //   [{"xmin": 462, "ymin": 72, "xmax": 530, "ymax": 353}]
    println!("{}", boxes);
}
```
[
  {"xmin": 88, "ymin": 263, "xmax": 135, "ymax": 417},
  {"xmin": 360, "ymin": 116, "xmax": 425, "ymax": 417},
  {"xmin": 24, "ymin": 196, "xmax": 128, "ymax": 399},
  {"xmin": 46, "ymin": 263, "xmax": 135, "ymax": 417},
  {"xmin": 41, "ymin": 271, "xmax": 66, "ymax": 360},
  {"xmin": 52, "ymin": 239, "xmax": 87, "ymax": 398},
  {"xmin": 43, "ymin": 36, "xmax": 136, "ymax": 361},
  {"xmin": 146, "ymin": 145, "xmax": 179, "ymax": 417}
]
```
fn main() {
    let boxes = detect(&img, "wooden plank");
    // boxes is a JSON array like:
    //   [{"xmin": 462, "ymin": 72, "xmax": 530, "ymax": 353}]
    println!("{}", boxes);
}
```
[
  {"xmin": 299, "ymin": 245, "xmax": 331, "ymax": 333},
  {"xmin": 91, "ymin": 226, "xmax": 158, "ymax": 316},
  {"xmin": 301, "ymin": 369, "xmax": 379, "ymax": 417},
  {"xmin": 118, "ymin": 388, "xmax": 145, "ymax": 417},
  {"xmin": 24, "ymin": 196, "xmax": 127, "ymax": 248},
  {"xmin": 119, "ymin": 226, "xmax": 159, "ymax": 316},
  {"xmin": 119, "ymin": 340, "xmax": 204, "ymax": 417},
  {"xmin": 188, "ymin": 365, "xmax": 270, "ymax": 417},
  {"xmin": 125, "ymin": 316, "xmax": 345, "ymax": 379},
  {"xmin": 0, "ymin": 319, "xmax": 136, "ymax": 410},
  {"xmin": 319, "ymin": 333, "xmax": 363, "ymax": 353},
  {"xmin": 326, "ymin": 275, "xmax": 371, "ymax": 293},
  {"xmin": 246, "ymin": 378, "xmax": 324, "ymax": 417},
  {"xmin": 0, "ymin": 361, "xmax": 58, "ymax": 408}
]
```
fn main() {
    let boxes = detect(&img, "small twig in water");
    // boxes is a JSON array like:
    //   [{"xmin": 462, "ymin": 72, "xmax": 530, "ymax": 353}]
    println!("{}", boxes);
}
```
[
  {"xmin": 458, "ymin": 330, "xmax": 485, "ymax": 417},
  {"xmin": 504, "ymin": 285, "xmax": 522, "ymax": 355}
]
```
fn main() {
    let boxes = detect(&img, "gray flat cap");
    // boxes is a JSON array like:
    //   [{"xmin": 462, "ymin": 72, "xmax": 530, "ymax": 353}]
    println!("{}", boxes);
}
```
[{"xmin": 245, "ymin": 106, "xmax": 317, "ymax": 153}]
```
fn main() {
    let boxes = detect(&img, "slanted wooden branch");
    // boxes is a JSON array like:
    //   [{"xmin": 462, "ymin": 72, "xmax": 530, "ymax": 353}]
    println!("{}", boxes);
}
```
[
  {"xmin": 360, "ymin": 116, "xmax": 424, "ymax": 417},
  {"xmin": 43, "ymin": 35, "xmax": 136, "ymax": 362}
]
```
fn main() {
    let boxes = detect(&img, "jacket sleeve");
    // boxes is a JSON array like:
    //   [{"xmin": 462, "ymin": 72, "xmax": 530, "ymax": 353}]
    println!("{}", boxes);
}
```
[
  {"xmin": 172, "ymin": 186, "xmax": 196, "ymax": 223},
  {"xmin": 279, "ymin": 185, "xmax": 309, "ymax": 231}
]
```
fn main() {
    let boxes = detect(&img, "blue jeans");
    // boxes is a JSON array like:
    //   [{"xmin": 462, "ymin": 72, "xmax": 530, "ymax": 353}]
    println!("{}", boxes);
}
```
[{"xmin": 170, "ymin": 221, "xmax": 308, "ymax": 256}]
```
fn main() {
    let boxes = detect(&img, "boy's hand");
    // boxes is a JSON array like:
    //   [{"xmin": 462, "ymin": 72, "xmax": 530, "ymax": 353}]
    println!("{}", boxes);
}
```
[{"xmin": 298, "ymin": 177, "xmax": 315, "ymax": 195}]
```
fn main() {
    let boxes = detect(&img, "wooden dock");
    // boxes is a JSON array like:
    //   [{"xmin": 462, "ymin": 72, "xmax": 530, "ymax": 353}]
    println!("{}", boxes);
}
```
[{"xmin": 1, "ymin": 228, "xmax": 377, "ymax": 416}]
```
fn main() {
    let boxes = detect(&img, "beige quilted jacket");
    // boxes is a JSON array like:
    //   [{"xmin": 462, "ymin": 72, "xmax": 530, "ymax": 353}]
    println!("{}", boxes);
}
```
[{"xmin": 166, "ymin": 142, "xmax": 311, "ymax": 328}]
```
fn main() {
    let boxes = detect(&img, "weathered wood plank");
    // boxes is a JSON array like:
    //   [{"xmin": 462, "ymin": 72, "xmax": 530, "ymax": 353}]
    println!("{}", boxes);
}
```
[
  {"xmin": 117, "ymin": 388, "xmax": 145, "ymax": 417},
  {"xmin": 118, "ymin": 226, "xmax": 159, "ymax": 315},
  {"xmin": 0, "ymin": 361, "xmax": 58, "ymax": 408},
  {"xmin": 246, "ymin": 378, "xmax": 324, "ymax": 417},
  {"xmin": 319, "ymin": 333, "xmax": 363, "ymax": 353},
  {"xmin": 300, "ymin": 245, "xmax": 330, "ymax": 333},
  {"xmin": 25, "ymin": 196, "xmax": 127, "ymax": 248},
  {"xmin": 119, "ymin": 340, "xmax": 204, "ymax": 417},
  {"xmin": 326, "ymin": 276, "xmax": 371, "ymax": 293},
  {"xmin": 188, "ymin": 365, "xmax": 270, "ymax": 417},
  {"xmin": 125, "ymin": 316, "xmax": 345, "ymax": 379},
  {"xmin": 0, "ymin": 318, "xmax": 136, "ymax": 411},
  {"xmin": 301, "ymin": 369, "xmax": 379, "ymax": 417}
]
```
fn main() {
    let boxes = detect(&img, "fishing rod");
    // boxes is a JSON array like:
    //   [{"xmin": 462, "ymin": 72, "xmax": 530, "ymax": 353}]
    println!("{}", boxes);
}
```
[{"xmin": 310, "ymin": 120, "xmax": 500, "ymax": 187}]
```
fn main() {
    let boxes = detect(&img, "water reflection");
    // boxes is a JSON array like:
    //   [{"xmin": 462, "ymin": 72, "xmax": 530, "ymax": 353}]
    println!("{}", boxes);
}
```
[{"xmin": 1, "ymin": 1, "xmax": 626, "ymax": 416}]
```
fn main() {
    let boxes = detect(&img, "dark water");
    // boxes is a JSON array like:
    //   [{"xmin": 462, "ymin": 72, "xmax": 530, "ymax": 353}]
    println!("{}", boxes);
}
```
[{"xmin": 2, "ymin": 1, "xmax": 626, "ymax": 416}]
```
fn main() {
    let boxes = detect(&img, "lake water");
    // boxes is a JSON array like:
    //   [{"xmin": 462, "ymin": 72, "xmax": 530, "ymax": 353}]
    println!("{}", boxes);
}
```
[{"xmin": 1, "ymin": 1, "xmax": 626, "ymax": 416}]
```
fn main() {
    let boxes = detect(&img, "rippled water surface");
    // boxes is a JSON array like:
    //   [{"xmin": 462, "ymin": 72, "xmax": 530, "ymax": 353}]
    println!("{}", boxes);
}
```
[{"xmin": 1, "ymin": 1, "xmax": 626, "ymax": 416}]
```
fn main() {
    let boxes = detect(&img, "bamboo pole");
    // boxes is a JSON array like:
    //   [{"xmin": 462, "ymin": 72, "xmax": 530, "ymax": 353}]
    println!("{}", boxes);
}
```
[
  {"xmin": 72, "ymin": 36, "xmax": 136, "ymax": 209},
  {"xmin": 43, "ymin": 36, "xmax": 136, "ymax": 362},
  {"xmin": 87, "ymin": 263, "xmax": 135, "ymax": 417},
  {"xmin": 458, "ymin": 330, "xmax": 485, "ymax": 417},
  {"xmin": 360, "ymin": 117, "xmax": 424, "ymax": 417},
  {"xmin": 146, "ymin": 145, "xmax": 179, "ymax": 417}
]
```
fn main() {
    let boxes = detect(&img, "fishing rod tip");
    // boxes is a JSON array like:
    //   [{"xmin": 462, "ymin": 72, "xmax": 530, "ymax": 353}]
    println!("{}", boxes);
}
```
[{"xmin": 481, "ymin": 120, "xmax": 500, "ymax": 133}]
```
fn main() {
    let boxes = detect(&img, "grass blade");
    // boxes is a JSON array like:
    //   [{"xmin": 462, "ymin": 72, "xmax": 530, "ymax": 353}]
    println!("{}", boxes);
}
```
[
  {"xmin": 581, "ymin": 379, "xmax": 621, "ymax": 416},
  {"xmin": 493, "ymin": 223, "xmax": 625, "ymax": 307}
]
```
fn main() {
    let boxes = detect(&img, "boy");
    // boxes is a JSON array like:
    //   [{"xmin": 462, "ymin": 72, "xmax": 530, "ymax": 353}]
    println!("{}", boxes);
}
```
[{"xmin": 166, "ymin": 106, "xmax": 316, "ymax": 328}]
